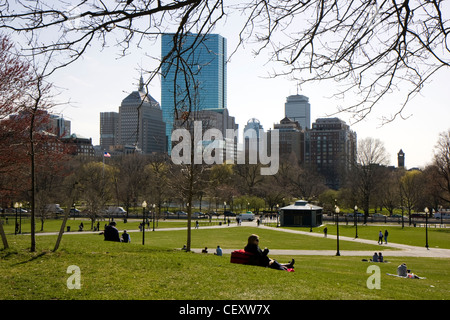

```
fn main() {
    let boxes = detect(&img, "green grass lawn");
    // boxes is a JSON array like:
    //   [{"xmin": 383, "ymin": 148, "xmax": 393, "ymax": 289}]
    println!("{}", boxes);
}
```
[
  {"xmin": 1, "ymin": 225, "xmax": 449, "ymax": 300},
  {"xmin": 4, "ymin": 217, "xmax": 450, "ymax": 249},
  {"xmin": 283, "ymin": 224, "xmax": 450, "ymax": 249},
  {"xmin": 0, "ymin": 217, "xmax": 223, "ymax": 234}
]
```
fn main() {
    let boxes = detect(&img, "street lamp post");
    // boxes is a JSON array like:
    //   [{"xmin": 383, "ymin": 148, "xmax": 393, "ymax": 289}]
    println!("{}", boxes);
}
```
[
  {"xmin": 424, "ymin": 207, "xmax": 429, "ymax": 250},
  {"xmin": 142, "ymin": 201, "xmax": 147, "ymax": 245},
  {"xmin": 14, "ymin": 202, "xmax": 19, "ymax": 235},
  {"xmin": 152, "ymin": 204, "xmax": 156, "ymax": 231},
  {"xmin": 276, "ymin": 204, "xmax": 280, "ymax": 227},
  {"xmin": 354, "ymin": 205, "xmax": 358, "ymax": 238},
  {"xmin": 309, "ymin": 204, "xmax": 313, "ymax": 232},
  {"xmin": 224, "ymin": 202, "xmax": 227, "ymax": 222},
  {"xmin": 335, "ymin": 205, "xmax": 340, "ymax": 256},
  {"xmin": 18, "ymin": 202, "xmax": 22, "ymax": 234}
]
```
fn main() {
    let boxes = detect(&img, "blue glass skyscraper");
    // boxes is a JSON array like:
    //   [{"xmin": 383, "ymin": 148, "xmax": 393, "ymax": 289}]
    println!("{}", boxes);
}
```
[{"xmin": 161, "ymin": 33, "xmax": 227, "ymax": 153}]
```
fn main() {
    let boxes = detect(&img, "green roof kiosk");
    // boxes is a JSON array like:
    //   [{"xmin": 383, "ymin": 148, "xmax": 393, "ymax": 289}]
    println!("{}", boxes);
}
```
[{"xmin": 280, "ymin": 200, "xmax": 323, "ymax": 228}]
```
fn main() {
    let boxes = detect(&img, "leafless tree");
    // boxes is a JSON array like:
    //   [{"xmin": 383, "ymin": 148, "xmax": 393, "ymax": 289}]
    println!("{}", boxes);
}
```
[
  {"xmin": 145, "ymin": 153, "xmax": 171, "ymax": 223},
  {"xmin": 0, "ymin": 1, "xmax": 448, "ymax": 120},
  {"xmin": 352, "ymin": 137, "xmax": 389, "ymax": 222},
  {"xmin": 170, "ymin": 109, "xmax": 214, "ymax": 251},
  {"xmin": 433, "ymin": 129, "xmax": 450, "ymax": 204},
  {"xmin": 399, "ymin": 169, "xmax": 422, "ymax": 225},
  {"xmin": 234, "ymin": 0, "xmax": 450, "ymax": 122}
]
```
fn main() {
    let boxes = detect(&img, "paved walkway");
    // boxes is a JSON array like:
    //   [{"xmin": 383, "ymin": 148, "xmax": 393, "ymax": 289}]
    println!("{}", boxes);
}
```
[
  {"xmin": 189, "ymin": 221, "xmax": 450, "ymax": 258},
  {"xmin": 36, "ymin": 219, "xmax": 450, "ymax": 258}
]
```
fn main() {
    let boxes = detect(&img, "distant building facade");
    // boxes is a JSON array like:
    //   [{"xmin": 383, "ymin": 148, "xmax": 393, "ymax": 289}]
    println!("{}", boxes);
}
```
[
  {"xmin": 173, "ymin": 108, "xmax": 238, "ymax": 162},
  {"xmin": 61, "ymin": 133, "xmax": 95, "ymax": 157},
  {"xmin": 48, "ymin": 114, "xmax": 71, "ymax": 137},
  {"xmin": 284, "ymin": 94, "xmax": 311, "ymax": 130},
  {"xmin": 305, "ymin": 117, "xmax": 357, "ymax": 189},
  {"xmin": 270, "ymin": 117, "xmax": 305, "ymax": 163},
  {"xmin": 100, "ymin": 76, "xmax": 167, "ymax": 155},
  {"xmin": 118, "ymin": 76, "xmax": 166, "ymax": 154},
  {"xmin": 398, "ymin": 149, "xmax": 405, "ymax": 168},
  {"xmin": 100, "ymin": 112, "xmax": 119, "ymax": 151},
  {"xmin": 9, "ymin": 110, "xmax": 71, "ymax": 138},
  {"xmin": 243, "ymin": 118, "xmax": 264, "ymax": 163},
  {"xmin": 161, "ymin": 33, "xmax": 227, "ymax": 154}
]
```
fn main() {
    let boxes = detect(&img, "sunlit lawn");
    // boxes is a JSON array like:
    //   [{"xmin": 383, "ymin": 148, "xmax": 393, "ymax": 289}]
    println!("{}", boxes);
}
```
[{"xmin": 0, "ymin": 225, "xmax": 449, "ymax": 300}]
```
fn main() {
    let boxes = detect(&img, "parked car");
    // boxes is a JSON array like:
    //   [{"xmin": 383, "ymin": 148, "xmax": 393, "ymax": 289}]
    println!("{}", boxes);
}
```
[
  {"xmin": 224, "ymin": 211, "xmax": 236, "ymax": 216},
  {"xmin": 192, "ymin": 212, "xmax": 204, "ymax": 218},
  {"xmin": 347, "ymin": 212, "xmax": 364, "ymax": 218},
  {"xmin": 372, "ymin": 213, "xmax": 385, "ymax": 218},
  {"xmin": 434, "ymin": 212, "xmax": 450, "ymax": 219},
  {"xmin": 237, "ymin": 212, "xmax": 255, "ymax": 221},
  {"xmin": 46, "ymin": 204, "xmax": 64, "ymax": 214},
  {"xmin": 107, "ymin": 207, "xmax": 127, "ymax": 216},
  {"xmin": 70, "ymin": 208, "xmax": 80, "ymax": 215}
]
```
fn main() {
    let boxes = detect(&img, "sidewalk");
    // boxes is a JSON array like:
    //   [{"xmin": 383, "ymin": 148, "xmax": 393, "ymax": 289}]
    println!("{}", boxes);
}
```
[
  {"xmin": 36, "ymin": 219, "xmax": 450, "ymax": 258},
  {"xmin": 191, "ymin": 221, "xmax": 450, "ymax": 258}
]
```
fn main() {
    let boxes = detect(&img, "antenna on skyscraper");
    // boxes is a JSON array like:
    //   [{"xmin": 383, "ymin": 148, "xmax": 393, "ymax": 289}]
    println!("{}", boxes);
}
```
[
  {"xmin": 296, "ymin": 82, "xmax": 301, "ymax": 95},
  {"xmin": 139, "ymin": 70, "xmax": 144, "ymax": 92}
]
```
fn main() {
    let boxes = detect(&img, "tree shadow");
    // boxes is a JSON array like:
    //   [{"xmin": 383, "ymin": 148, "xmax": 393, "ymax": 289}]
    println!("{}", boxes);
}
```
[{"xmin": 12, "ymin": 250, "xmax": 49, "ymax": 266}]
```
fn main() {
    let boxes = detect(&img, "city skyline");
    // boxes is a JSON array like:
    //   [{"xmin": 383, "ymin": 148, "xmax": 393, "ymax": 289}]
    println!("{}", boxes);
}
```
[{"xmin": 48, "ymin": 27, "xmax": 449, "ymax": 170}]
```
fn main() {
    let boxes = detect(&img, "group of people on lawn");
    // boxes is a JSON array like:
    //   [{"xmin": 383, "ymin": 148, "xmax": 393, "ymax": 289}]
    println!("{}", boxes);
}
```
[{"xmin": 103, "ymin": 221, "xmax": 130, "ymax": 243}]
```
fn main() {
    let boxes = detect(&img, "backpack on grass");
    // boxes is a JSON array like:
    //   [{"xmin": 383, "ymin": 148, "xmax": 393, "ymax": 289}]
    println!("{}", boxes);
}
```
[{"xmin": 230, "ymin": 249, "xmax": 254, "ymax": 265}]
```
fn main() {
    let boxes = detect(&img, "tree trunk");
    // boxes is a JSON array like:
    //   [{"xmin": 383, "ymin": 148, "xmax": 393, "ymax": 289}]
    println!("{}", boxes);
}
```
[
  {"xmin": 29, "ymin": 110, "xmax": 36, "ymax": 252},
  {"xmin": 0, "ymin": 221, "xmax": 8, "ymax": 249}
]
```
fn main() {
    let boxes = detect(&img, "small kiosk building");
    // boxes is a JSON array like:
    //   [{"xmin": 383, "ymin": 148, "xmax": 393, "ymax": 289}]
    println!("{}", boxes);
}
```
[{"xmin": 280, "ymin": 200, "xmax": 323, "ymax": 227}]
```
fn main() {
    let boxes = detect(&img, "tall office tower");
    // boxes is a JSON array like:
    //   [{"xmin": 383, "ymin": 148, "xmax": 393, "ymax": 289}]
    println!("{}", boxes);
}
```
[
  {"xmin": 284, "ymin": 94, "xmax": 311, "ymax": 129},
  {"xmin": 173, "ymin": 108, "xmax": 238, "ymax": 162},
  {"xmin": 397, "ymin": 149, "xmax": 405, "ymax": 168},
  {"xmin": 10, "ymin": 110, "xmax": 70, "ymax": 138},
  {"xmin": 161, "ymin": 33, "xmax": 227, "ymax": 153},
  {"xmin": 304, "ymin": 118, "xmax": 357, "ymax": 189},
  {"xmin": 271, "ymin": 117, "xmax": 305, "ymax": 163},
  {"xmin": 49, "ymin": 114, "xmax": 71, "ymax": 137},
  {"xmin": 243, "ymin": 118, "xmax": 264, "ymax": 162},
  {"xmin": 118, "ymin": 76, "xmax": 166, "ymax": 154},
  {"xmin": 100, "ymin": 112, "xmax": 119, "ymax": 151},
  {"xmin": 243, "ymin": 118, "xmax": 264, "ymax": 138}
]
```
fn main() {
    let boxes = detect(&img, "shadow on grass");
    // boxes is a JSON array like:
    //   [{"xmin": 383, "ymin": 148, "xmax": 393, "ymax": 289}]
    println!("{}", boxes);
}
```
[{"xmin": 12, "ymin": 250, "xmax": 49, "ymax": 266}]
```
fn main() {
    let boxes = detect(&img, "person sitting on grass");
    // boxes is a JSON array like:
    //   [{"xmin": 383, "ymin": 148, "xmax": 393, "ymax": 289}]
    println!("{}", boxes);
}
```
[
  {"xmin": 121, "ymin": 230, "xmax": 131, "ymax": 243},
  {"xmin": 104, "ymin": 221, "xmax": 120, "ymax": 242},
  {"xmin": 244, "ymin": 234, "xmax": 295, "ymax": 271}
]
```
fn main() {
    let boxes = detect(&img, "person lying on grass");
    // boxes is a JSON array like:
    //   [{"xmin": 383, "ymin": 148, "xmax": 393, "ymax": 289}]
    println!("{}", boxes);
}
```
[{"xmin": 244, "ymin": 234, "xmax": 295, "ymax": 271}]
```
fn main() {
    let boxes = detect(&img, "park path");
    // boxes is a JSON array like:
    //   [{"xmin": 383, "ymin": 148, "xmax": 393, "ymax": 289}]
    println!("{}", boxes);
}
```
[
  {"xmin": 190, "ymin": 220, "xmax": 450, "ymax": 258},
  {"xmin": 35, "ymin": 219, "xmax": 450, "ymax": 258}
]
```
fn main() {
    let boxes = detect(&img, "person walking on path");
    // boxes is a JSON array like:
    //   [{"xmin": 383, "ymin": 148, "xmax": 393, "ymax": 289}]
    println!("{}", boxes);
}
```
[
  {"xmin": 323, "ymin": 227, "xmax": 328, "ymax": 238},
  {"xmin": 378, "ymin": 230, "xmax": 383, "ymax": 244},
  {"xmin": 384, "ymin": 230, "xmax": 389, "ymax": 244}
]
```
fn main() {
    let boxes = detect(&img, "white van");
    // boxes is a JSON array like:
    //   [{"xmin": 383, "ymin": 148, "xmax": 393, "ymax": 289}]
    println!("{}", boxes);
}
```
[
  {"xmin": 434, "ymin": 212, "xmax": 450, "ymax": 219},
  {"xmin": 237, "ymin": 212, "xmax": 255, "ymax": 221},
  {"xmin": 107, "ymin": 207, "xmax": 127, "ymax": 216}
]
